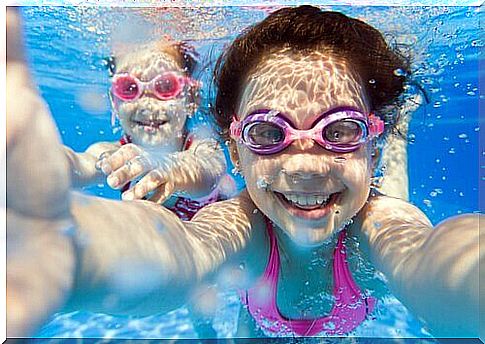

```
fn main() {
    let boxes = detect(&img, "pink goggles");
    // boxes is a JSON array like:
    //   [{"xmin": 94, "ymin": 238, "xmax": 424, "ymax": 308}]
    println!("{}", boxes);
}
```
[
  {"xmin": 111, "ymin": 72, "xmax": 195, "ymax": 102},
  {"xmin": 230, "ymin": 108, "xmax": 384, "ymax": 155}
]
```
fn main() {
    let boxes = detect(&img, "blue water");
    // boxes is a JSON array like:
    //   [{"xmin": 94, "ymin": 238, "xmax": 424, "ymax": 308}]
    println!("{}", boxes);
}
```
[{"xmin": 20, "ymin": 4, "xmax": 482, "ymax": 339}]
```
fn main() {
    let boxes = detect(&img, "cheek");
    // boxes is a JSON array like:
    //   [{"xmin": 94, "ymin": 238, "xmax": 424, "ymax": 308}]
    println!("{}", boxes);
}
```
[
  {"xmin": 116, "ymin": 102, "xmax": 136, "ymax": 119},
  {"xmin": 238, "ymin": 147, "xmax": 277, "ymax": 195}
]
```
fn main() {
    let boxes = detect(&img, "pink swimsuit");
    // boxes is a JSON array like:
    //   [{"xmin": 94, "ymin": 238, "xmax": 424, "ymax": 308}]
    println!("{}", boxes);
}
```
[
  {"xmin": 241, "ymin": 218, "xmax": 376, "ymax": 337},
  {"xmin": 119, "ymin": 134, "xmax": 219, "ymax": 221}
]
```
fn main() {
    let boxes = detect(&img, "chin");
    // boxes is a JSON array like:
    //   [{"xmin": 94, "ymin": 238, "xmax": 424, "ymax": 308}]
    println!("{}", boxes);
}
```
[
  {"xmin": 128, "ymin": 125, "xmax": 172, "ymax": 147},
  {"xmin": 283, "ymin": 220, "xmax": 337, "ymax": 248}
]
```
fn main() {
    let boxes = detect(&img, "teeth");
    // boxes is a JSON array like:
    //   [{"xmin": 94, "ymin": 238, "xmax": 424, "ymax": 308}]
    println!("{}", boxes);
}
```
[
  {"xmin": 282, "ymin": 193, "xmax": 330, "ymax": 206},
  {"xmin": 307, "ymin": 196, "xmax": 317, "ymax": 206},
  {"xmin": 316, "ymin": 196, "xmax": 327, "ymax": 204}
]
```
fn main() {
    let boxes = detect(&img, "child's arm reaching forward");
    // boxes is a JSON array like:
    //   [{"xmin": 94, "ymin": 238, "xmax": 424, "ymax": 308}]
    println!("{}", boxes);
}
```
[
  {"xmin": 64, "ymin": 141, "xmax": 120, "ymax": 187},
  {"xmin": 353, "ymin": 194, "xmax": 482, "ymax": 337},
  {"xmin": 7, "ymin": 9, "xmax": 260, "ymax": 336}
]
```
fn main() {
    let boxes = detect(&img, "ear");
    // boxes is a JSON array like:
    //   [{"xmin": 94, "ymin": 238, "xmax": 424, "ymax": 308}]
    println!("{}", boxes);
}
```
[{"xmin": 371, "ymin": 145, "xmax": 381, "ymax": 171}]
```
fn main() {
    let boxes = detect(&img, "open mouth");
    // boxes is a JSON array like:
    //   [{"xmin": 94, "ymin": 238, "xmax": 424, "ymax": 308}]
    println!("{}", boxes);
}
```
[
  {"xmin": 274, "ymin": 191, "xmax": 342, "ymax": 220},
  {"xmin": 132, "ymin": 119, "xmax": 168, "ymax": 133}
]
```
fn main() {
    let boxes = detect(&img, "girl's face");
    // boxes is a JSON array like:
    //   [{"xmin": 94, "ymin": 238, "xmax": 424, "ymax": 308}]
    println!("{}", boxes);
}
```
[
  {"xmin": 234, "ymin": 49, "xmax": 374, "ymax": 247},
  {"xmin": 111, "ymin": 50, "xmax": 195, "ymax": 147}
]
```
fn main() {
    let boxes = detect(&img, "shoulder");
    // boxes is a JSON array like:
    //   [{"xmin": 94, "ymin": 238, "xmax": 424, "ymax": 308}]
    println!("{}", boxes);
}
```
[
  {"xmin": 349, "ymin": 191, "xmax": 433, "ymax": 265},
  {"xmin": 192, "ymin": 189, "xmax": 259, "ymax": 222},
  {"xmin": 190, "ymin": 190, "xmax": 269, "ymax": 287},
  {"xmin": 358, "ymin": 192, "xmax": 432, "ymax": 228}
]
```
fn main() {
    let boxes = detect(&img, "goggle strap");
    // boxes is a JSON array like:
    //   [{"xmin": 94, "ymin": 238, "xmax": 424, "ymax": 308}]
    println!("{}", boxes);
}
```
[
  {"xmin": 230, "ymin": 117, "xmax": 242, "ymax": 139},
  {"xmin": 368, "ymin": 113, "xmax": 385, "ymax": 137}
]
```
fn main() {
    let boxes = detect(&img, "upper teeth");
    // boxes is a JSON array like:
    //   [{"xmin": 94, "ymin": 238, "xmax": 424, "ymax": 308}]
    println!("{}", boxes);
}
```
[{"xmin": 282, "ymin": 194, "xmax": 329, "ymax": 206}]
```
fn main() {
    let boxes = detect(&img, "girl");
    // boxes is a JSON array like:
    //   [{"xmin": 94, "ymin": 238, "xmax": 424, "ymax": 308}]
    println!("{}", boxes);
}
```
[
  {"xmin": 7, "ymin": 6, "xmax": 481, "ymax": 338},
  {"xmin": 64, "ymin": 39, "xmax": 228, "ymax": 218}
]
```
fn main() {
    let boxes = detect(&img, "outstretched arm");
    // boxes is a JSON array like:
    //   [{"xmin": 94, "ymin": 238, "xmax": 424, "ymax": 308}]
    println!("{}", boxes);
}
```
[
  {"xmin": 65, "ymin": 190, "xmax": 265, "ymax": 315},
  {"xmin": 6, "ymin": 9, "xmax": 265, "ymax": 336},
  {"xmin": 353, "ymin": 194, "xmax": 481, "ymax": 336},
  {"xmin": 7, "ymin": 8, "xmax": 74, "ymax": 336}
]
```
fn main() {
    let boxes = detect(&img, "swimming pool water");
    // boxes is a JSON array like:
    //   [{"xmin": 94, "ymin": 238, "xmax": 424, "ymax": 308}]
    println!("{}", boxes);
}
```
[{"xmin": 19, "ymin": 4, "xmax": 482, "ymax": 340}]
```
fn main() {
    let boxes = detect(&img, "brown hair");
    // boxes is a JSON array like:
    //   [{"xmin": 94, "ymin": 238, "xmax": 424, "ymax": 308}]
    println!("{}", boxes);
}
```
[
  {"xmin": 105, "ymin": 40, "xmax": 199, "ymax": 77},
  {"xmin": 213, "ymin": 5, "xmax": 410, "ymax": 139}
]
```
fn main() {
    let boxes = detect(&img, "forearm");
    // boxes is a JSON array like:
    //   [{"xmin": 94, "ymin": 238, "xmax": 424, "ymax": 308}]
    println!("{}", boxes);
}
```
[
  {"xmin": 7, "ymin": 210, "xmax": 75, "ymax": 337},
  {"xmin": 166, "ymin": 140, "xmax": 226, "ymax": 198},
  {"xmin": 65, "ymin": 191, "xmax": 256, "ymax": 316},
  {"xmin": 356, "ymin": 196, "xmax": 481, "ymax": 336},
  {"xmin": 394, "ymin": 214, "xmax": 481, "ymax": 336}
]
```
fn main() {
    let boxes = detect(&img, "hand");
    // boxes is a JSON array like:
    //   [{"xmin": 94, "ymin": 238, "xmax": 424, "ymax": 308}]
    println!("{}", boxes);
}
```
[
  {"xmin": 122, "ymin": 167, "xmax": 175, "ymax": 203},
  {"xmin": 98, "ymin": 143, "xmax": 176, "ymax": 203}
]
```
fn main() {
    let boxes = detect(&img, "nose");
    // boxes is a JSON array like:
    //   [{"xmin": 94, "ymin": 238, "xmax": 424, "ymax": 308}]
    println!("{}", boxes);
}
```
[
  {"xmin": 281, "ymin": 169, "xmax": 329, "ymax": 184},
  {"xmin": 293, "ymin": 137, "xmax": 316, "ymax": 151},
  {"xmin": 280, "ymin": 153, "xmax": 333, "ymax": 183}
]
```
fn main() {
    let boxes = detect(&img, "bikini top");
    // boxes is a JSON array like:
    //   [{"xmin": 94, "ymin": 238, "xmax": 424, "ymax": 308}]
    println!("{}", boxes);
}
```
[
  {"xmin": 119, "ymin": 133, "xmax": 219, "ymax": 221},
  {"xmin": 241, "ymin": 218, "xmax": 376, "ymax": 337}
]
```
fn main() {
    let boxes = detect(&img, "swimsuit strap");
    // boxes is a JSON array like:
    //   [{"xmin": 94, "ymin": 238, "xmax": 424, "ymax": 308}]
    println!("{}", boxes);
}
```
[{"xmin": 242, "ymin": 218, "xmax": 375, "ymax": 336}]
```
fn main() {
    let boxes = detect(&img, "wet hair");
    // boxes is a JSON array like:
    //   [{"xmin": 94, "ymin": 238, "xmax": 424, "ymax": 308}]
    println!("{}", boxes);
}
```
[
  {"xmin": 103, "ymin": 40, "xmax": 199, "ymax": 77},
  {"xmin": 213, "ymin": 5, "xmax": 411, "ymax": 140}
]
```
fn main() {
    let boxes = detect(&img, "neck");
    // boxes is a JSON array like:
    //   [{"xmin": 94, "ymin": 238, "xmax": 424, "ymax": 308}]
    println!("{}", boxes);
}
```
[
  {"xmin": 273, "ymin": 224, "xmax": 341, "ymax": 318},
  {"xmin": 275, "ymin": 227, "xmax": 339, "ymax": 270},
  {"xmin": 129, "ymin": 134, "xmax": 185, "ymax": 153}
]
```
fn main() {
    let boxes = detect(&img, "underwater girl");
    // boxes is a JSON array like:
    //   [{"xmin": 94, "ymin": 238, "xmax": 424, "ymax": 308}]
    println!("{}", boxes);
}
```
[
  {"xmin": 63, "ymin": 38, "xmax": 228, "ymax": 219},
  {"xmin": 7, "ymin": 5, "xmax": 482, "ymax": 338}
]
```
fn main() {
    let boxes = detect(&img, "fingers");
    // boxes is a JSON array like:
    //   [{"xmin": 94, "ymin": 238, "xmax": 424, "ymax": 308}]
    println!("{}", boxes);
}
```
[
  {"xmin": 94, "ymin": 149, "xmax": 117, "ymax": 171},
  {"xmin": 107, "ymin": 155, "xmax": 152, "ymax": 189},
  {"xmin": 99, "ymin": 143, "xmax": 146, "ymax": 175},
  {"xmin": 147, "ymin": 180, "xmax": 175, "ymax": 204},
  {"xmin": 122, "ymin": 169, "xmax": 174, "ymax": 202}
]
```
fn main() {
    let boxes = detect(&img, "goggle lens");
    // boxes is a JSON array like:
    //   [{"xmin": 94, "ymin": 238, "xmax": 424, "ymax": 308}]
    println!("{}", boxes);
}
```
[
  {"xmin": 323, "ymin": 120, "xmax": 363, "ymax": 144},
  {"xmin": 154, "ymin": 74, "xmax": 180, "ymax": 99},
  {"xmin": 113, "ymin": 75, "xmax": 139, "ymax": 100},
  {"xmin": 246, "ymin": 122, "xmax": 285, "ymax": 147}
]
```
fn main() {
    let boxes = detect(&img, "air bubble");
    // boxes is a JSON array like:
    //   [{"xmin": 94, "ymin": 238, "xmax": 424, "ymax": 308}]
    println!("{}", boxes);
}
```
[
  {"xmin": 393, "ymin": 68, "xmax": 406, "ymax": 76},
  {"xmin": 334, "ymin": 156, "xmax": 346, "ymax": 164},
  {"xmin": 256, "ymin": 176, "xmax": 273, "ymax": 190}
]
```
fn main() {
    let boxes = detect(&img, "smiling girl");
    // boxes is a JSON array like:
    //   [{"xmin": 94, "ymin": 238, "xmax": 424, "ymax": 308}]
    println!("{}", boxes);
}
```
[
  {"xmin": 7, "ymin": 6, "xmax": 481, "ymax": 338},
  {"xmin": 64, "ymin": 39, "xmax": 227, "ymax": 216}
]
